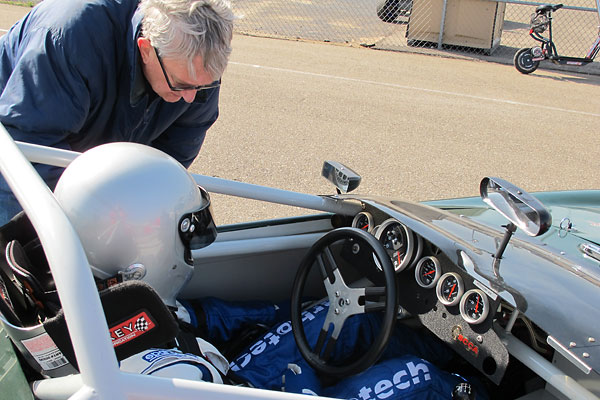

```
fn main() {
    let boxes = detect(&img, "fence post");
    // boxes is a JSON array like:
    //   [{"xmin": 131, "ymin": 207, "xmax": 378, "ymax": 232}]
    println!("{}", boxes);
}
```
[{"xmin": 438, "ymin": 0, "xmax": 449, "ymax": 49}]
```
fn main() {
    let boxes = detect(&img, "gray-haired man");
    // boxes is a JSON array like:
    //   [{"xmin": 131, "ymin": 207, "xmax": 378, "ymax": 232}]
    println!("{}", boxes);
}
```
[{"xmin": 0, "ymin": 0, "xmax": 234, "ymax": 225}]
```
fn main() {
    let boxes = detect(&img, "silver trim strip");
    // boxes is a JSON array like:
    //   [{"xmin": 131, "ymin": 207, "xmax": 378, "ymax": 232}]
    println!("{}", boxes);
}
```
[{"xmin": 547, "ymin": 336, "xmax": 593, "ymax": 375}]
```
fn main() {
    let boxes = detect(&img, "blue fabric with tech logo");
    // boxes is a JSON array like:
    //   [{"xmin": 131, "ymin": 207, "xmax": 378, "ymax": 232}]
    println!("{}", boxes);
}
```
[
  {"xmin": 228, "ymin": 301, "xmax": 363, "ymax": 389},
  {"xmin": 192, "ymin": 298, "xmax": 487, "ymax": 399},
  {"xmin": 284, "ymin": 356, "xmax": 465, "ymax": 399},
  {"xmin": 224, "ymin": 300, "xmax": 457, "ymax": 394}
]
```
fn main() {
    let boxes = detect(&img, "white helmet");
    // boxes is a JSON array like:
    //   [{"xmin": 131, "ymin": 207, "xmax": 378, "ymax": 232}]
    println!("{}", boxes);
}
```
[{"xmin": 54, "ymin": 143, "xmax": 217, "ymax": 307}]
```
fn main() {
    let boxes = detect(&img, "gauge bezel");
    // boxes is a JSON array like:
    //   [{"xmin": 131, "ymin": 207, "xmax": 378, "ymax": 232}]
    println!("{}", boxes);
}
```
[
  {"xmin": 414, "ymin": 256, "xmax": 441, "ymax": 289},
  {"xmin": 436, "ymin": 272, "xmax": 464, "ymax": 306},
  {"xmin": 352, "ymin": 211, "xmax": 374, "ymax": 233},
  {"xmin": 375, "ymin": 218, "xmax": 415, "ymax": 272},
  {"xmin": 408, "ymin": 233, "xmax": 423, "ymax": 270},
  {"xmin": 459, "ymin": 288, "xmax": 490, "ymax": 325}
]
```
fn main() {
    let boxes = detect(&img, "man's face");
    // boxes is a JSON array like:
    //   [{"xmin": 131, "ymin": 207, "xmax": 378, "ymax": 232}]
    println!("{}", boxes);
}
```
[{"xmin": 137, "ymin": 37, "xmax": 216, "ymax": 103}]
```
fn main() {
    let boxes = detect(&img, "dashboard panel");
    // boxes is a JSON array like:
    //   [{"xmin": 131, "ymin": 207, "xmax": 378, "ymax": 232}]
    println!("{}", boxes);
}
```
[{"xmin": 351, "ymin": 207, "xmax": 509, "ymax": 384}]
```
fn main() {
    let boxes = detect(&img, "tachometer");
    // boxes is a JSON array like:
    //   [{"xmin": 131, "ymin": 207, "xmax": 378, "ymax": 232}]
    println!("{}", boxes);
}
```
[
  {"xmin": 375, "ymin": 218, "xmax": 415, "ymax": 272},
  {"xmin": 352, "ymin": 211, "xmax": 374, "ymax": 233},
  {"xmin": 436, "ymin": 272, "xmax": 464, "ymax": 306},
  {"xmin": 414, "ymin": 256, "xmax": 441, "ymax": 288},
  {"xmin": 459, "ymin": 289, "xmax": 490, "ymax": 325}
]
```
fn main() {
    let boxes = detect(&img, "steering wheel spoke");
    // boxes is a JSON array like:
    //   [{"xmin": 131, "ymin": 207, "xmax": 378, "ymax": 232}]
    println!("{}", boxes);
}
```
[
  {"xmin": 291, "ymin": 227, "xmax": 398, "ymax": 377},
  {"xmin": 364, "ymin": 286, "xmax": 387, "ymax": 312},
  {"xmin": 316, "ymin": 246, "xmax": 338, "ymax": 283},
  {"xmin": 364, "ymin": 301, "xmax": 387, "ymax": 313},
  {"xmin": 313, "ymin": 326, "xmax": 339, "ymax": 362}
]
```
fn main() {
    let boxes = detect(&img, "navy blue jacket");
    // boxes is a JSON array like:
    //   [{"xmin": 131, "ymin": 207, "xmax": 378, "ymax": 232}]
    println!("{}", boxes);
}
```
[{"xmin": 0, "ymin": 0, "xmax": 220, "ymax": 187}]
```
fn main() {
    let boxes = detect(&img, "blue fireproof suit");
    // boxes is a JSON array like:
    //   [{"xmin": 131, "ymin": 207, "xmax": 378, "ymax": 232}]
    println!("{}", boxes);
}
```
[
  {"xmin": 0, "ymin": 0, "xmax": 220, "ymax": 223},
  {"xmin": 183, "ymin": 298, "xmax": 487, "ymax": 400}
]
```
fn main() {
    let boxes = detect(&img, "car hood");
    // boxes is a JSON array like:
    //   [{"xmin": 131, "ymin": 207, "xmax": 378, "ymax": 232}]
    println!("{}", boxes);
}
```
[{"xmin": 424, "ymin": 190, "xmax": 600, "ymax": 263}]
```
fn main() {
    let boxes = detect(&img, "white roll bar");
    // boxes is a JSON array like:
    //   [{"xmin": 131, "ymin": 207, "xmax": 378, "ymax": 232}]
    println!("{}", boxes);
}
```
[
  {"xmin": 0, "ymin": 126, "xmax": 124, "ymax": 399},
  {"xmin": 1, "ymin": 124, "xmax": 341, "ymax": 400},
  {"xmin": 15, "ymin": 141, "xmax": 362, "ymax": 216}
]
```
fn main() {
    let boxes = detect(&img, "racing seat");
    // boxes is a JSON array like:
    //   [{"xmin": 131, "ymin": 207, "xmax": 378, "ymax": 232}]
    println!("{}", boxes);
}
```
[{"xmin": 0, "ymin": 212, "xmax": 180, "ymax": 378}]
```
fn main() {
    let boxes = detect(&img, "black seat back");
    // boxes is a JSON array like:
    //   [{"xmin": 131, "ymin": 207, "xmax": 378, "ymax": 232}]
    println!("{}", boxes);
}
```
[{"xmin": 0, "ymin": 212, "xmax": 180, "ymax": 376}]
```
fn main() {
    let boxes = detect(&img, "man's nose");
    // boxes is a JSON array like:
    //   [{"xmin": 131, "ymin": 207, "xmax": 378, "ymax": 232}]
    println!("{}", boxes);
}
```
[{"xmin": 181, "ymin": 90, "xmax": 196, "ymax": 103}]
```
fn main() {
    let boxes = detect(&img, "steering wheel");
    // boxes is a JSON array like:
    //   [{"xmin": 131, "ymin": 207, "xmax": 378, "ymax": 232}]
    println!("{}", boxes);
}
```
[{"xmin": 291, "ymin": 227, "xmax": 398, "ymax": 377}]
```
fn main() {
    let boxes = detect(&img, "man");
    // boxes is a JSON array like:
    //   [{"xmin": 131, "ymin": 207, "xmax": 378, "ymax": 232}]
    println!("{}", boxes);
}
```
[{"xmin": 0, "ymin": 0, "xmax": 234, "ymax": 225}]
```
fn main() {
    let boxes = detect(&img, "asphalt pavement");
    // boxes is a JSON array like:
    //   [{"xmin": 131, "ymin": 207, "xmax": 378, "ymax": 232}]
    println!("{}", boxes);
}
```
[{"xmin": 2, "ymin": 3, "xmax": 600, "ymax": 224}]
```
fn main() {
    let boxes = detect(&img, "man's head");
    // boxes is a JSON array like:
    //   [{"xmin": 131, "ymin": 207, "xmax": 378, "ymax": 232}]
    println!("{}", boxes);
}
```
[
  {"xmin": 54, "ymin": 143, "xmax": 217, "ymax": 307},
  {"xmin": 136, "ymin": 0, "xmax": 234, "ymax": 103}
]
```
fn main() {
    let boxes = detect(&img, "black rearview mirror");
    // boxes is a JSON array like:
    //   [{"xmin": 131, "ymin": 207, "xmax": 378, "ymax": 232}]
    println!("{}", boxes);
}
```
[{"xmin": 322, "ymin": 161, "xmax": 361, "ymax": 193}]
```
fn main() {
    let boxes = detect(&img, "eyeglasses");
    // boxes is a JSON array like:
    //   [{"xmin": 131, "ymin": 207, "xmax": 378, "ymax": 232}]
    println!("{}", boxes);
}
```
[{"xmin": 154, "ymin": 47, "xmax": 220, "ymax": 92}]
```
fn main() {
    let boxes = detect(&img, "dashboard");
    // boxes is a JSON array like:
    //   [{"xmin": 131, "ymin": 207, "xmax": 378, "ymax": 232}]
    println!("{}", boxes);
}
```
[{"xmin": 351, "ymin": 209, "xmax": 509, "ymax": 384}]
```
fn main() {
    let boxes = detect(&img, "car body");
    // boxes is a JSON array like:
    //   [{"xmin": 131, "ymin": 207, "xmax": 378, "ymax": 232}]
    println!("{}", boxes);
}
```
[
  {"xmin": 377, "ymin": 0, "xmax": 413, "ymax": 23},
  {"xmin": 0, "ymin": 122, "xmax": 599, "ymax": 400}
]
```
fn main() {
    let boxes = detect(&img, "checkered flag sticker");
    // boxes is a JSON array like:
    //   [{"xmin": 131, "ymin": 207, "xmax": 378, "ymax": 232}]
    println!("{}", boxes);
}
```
[
  {"xmin": 110, "ymin": 311, "xmax": 156, "ymax": 348},
  {"xmin": 135, "ymin": 316, "xmax": 149, "ymax": 331}
]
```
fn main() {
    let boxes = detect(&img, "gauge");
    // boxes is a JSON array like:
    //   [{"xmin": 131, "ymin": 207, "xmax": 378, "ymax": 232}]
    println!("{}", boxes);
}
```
[
  {"xmin": 352, "ymin": 212, "xmax": 374, "ymax": 233},
  {"xmin": 414, "ymin": 256, "xmax": 441, "ymax": 288},
  {"xmin": 436, "ymin": 272, "xmax": 464, "ymax": 306},
  {"xmin": 460, "ymin": 289, "xmax": 490, "ymax": 325},
  {"xmin": 375, "ymin": 218, "xmax": 415, "ymax": 272}
]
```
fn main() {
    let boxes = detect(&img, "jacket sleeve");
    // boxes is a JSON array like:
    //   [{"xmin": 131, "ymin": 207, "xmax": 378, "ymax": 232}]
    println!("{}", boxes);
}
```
[
  {"xmin": 0, "ymin": 28, "xmax": 92, "ymax": 184},
  {"xmin": 151, "ymin": 87, "xmax": 220, "ymax": 168},
  {"xmin": 0, "ymin": 27, "xmax": 91, "ymax": 149}
]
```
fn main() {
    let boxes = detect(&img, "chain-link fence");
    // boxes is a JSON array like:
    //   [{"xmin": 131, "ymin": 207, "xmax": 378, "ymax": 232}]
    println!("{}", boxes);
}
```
[{"xmin": 231, "ymin": 0, "xmax": 600, "ymax": 73}]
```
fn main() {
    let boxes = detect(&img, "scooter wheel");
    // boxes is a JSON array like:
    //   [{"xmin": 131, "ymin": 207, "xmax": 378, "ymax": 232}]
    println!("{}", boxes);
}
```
[{"xmin": 514, "ymin": 48, "xmax": 540, "ymax": 74}]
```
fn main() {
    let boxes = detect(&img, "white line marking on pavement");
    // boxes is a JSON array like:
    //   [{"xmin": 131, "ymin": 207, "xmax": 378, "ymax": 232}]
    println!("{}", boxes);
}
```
[
  {"xmin": 0, "ymin": 28, "xmax": 8, "ymax": 33},
  {"xmin": 230, "ymin": 61, "xmax": 600, "ymax": 118}
]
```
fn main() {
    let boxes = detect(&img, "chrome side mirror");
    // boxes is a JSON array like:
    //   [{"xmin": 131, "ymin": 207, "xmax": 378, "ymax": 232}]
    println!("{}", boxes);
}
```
[
  {"xmin": 480, "ymin": 177, "xmax": 552, "ymax": 264},
  {"xmin": 480, "ymin": 177, "xmax": 551, "ymax": 237}
]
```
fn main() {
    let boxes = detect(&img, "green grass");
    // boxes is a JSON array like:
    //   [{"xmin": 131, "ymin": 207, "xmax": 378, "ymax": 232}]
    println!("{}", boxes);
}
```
[{"xmin": 0, "ymin": 0, "xmax": 35, "ymax": 6}]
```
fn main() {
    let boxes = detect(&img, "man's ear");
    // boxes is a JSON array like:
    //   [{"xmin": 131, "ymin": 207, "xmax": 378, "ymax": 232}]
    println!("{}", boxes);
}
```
[{"xmin": 137, "ymin": 37, "xmax": 152, "ymax": 64}]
